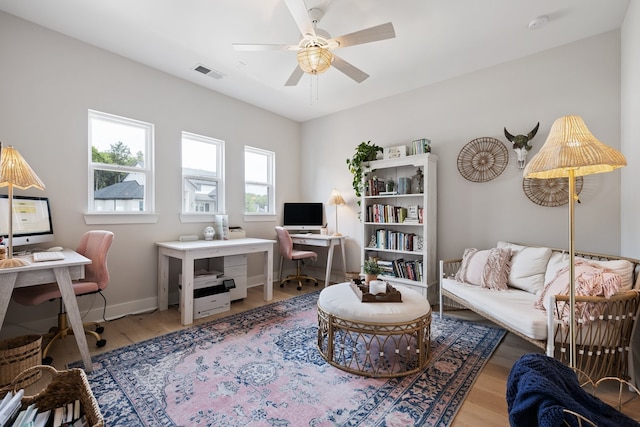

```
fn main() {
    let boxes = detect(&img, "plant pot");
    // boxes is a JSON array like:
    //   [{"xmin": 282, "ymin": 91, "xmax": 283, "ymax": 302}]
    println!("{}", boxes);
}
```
[{"xmin": 364, "ymin": 274, "xmax": 377, "ymax": 284}]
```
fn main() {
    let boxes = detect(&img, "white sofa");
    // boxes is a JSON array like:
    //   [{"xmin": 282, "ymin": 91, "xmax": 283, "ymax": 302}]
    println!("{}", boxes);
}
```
[{"xmin": 439, "ymin": 241, "xmax": 640, "ymax": 381}]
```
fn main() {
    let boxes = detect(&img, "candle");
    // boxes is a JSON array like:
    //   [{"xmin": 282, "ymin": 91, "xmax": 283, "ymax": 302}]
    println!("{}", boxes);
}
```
[{"xmin": 369, "ymin": 280, "xmax": 387, "ymax": 295}]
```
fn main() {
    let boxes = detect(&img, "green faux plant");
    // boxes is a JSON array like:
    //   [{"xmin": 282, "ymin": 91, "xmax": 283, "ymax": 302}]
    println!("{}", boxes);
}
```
[
  {"xmin": 346, "ymin": 141, "xmax": 383, "ymax": 199},
  {"xmin": 362, "ymin": 258, "xmax": 383, "ymax": 275}
]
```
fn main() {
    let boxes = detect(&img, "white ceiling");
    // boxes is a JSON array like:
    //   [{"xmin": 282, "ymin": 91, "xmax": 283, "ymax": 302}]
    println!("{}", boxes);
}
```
[{"xmin": 0, "ymin": 0, "xmax": 630, "ymax": 122}]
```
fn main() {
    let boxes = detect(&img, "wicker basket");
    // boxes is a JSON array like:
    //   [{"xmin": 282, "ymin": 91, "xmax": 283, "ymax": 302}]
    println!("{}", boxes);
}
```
[
  {"xmin": 0, "ymin": 335, "xmax": 42, "ymax": 389},
  {"xmin": 2, "ymin": 365, "xmax": 103, "ymax": 427}
]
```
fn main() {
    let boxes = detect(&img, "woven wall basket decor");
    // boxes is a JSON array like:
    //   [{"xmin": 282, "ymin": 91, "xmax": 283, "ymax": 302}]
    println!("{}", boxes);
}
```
[
  {"xmin": 522, "ymin": 176, "xmax": 584, "ymax": 207},
  {"xmin": 457, "ymin": 137, "xmax": 509, "ymax": 182}
]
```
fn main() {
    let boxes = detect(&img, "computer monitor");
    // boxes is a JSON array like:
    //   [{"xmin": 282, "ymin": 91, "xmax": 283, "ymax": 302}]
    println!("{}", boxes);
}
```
[
  {"xmin": 282, "ymin": 202, "xmax": 324, "ymax": 231},
  {"xmin": 0, "ymin": 195, "xmax": 54, "ymax": 247}
]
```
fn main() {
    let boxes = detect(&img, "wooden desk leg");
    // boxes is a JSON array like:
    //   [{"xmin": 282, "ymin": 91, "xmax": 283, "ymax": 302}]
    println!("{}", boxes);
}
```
[
  {"xmin": 325, "ymin": 242, "xmax": 336, "ymax": 287},
  {"xmin": 264, "ymin": 247, "xmax": 273, "ymax": 301},
  {"xmin": 53, "ymin": 267, "xmax": 93, "ymax": 372},
  {"xmin": 180, "ymin": 255, "xmax": 195, "ymax": 325},
  {"xmin": 157, "ymin": 250, "xmax": 169, "ymax": 311},
  {"xmin": 0, "ymin": 273, "xmax": 18, "ymax": 327}
]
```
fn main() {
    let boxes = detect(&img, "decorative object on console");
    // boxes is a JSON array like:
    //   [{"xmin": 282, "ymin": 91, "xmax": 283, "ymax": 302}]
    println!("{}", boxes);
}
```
[
  {"xmin": 457, "ymin": 137, "xmax": 508, "ymax": 182},
  {"xmin": 203, "ymin": 226, "xmax": 215, "ymax": 241},
  {"xmin": 504, "ymin": 122, "xmax": 540, "ymax": 169},
  {"xmin": 523, "ymin": 176, "xmax": 584, "ymax": 207},
  {"xmin": 412, "ymin": 167, "xmax": 424, "ymax": 193},
  {"xmin": 0, "ymin": 144, "xmax": 45, "ymax": 268},
  {"xmin": 346, "ymin": 141, "xmax": 382, "ymax": 199},
  {"xmin": 326, "ymin": 188, "xmax": 345, "ymax": 236},
  {"xmin": 523, "ymin": 115, "xmax": 627, "ymax": 368}
]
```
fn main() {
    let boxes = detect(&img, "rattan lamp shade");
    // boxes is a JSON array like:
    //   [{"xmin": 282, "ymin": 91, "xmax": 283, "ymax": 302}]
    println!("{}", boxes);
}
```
[
  {"xmin": 523, "ymin": 115, "xmax": 626, "ymax": 179},
  {"xmin": 523, "ymin": 115, "xmax": 626, "ymax": 370},
  {"xmin": 297, "ymin": 46, "xmax": 333, "ymax": 75},
  {"xmin": 0, "ymin": 144, "xmax": 46, "ymax": 268},
  {"xmin": 0, "ymin": 145, "xmax": 45, "ymax": 191}
]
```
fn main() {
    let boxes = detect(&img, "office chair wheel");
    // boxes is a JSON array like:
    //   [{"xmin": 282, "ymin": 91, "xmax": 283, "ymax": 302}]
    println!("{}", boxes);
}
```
[
  {"xmin": 95, "ymin": 326, "xmax": 104, "ymax": 334},
  {"xmin": 297, "ymin": 285, "xmax": 302, "ymax": 290},
  {"xmin": 280, "ymin": 283, "xmax": 285, "ymax": 288},
  {"xmin": 42, "ymin": 356, "xmax": 53, "ymax": 365},
  {"xmin": 96, "ymin": 339, "xmax": 107, "ymax": 348}
]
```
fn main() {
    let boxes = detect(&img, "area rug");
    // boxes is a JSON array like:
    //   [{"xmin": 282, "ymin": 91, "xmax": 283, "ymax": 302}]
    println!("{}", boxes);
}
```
[{"xmin": 72, "ymin": 291, "xmax": 506, "ymax": 426}]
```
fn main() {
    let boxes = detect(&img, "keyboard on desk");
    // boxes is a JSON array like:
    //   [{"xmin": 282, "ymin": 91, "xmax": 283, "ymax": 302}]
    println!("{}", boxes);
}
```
[{"xmin": 32, "ymin": 251, "xmax": 65, "ymax": 262}]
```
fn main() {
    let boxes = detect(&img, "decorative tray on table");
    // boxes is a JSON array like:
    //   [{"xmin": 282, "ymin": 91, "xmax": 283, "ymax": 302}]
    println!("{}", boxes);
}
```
[{"xmin": 349, "ymin": 280, "xmax": 403, "ymax": 303}]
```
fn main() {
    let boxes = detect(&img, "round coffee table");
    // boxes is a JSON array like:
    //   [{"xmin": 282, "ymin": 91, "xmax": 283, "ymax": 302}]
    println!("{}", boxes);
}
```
[{"xmin": 317, "ymin": 282, "xmax": 431, "ymax": 378}]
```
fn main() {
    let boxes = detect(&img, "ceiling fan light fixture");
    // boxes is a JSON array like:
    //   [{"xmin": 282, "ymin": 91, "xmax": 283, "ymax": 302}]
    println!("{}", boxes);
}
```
[{"xmin": 297, "ymin": 46, "xmax": 333, "ymax": 75}]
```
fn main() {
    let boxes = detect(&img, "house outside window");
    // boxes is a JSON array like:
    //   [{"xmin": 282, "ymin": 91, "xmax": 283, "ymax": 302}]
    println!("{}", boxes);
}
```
[
  {"xmin": 244, "ymin": 146, "xmax": 275, "ymax": 214},
  {"xmin": 182, "ymin": 132, "xmax": 224, "ymax": 214},
  {"xmin": 88, "ymin": 110, "xmax": 154, "ymax": 213}
]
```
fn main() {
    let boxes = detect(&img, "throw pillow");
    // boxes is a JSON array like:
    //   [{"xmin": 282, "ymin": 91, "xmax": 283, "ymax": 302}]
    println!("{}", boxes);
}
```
[
  {"xmin": 497, "ymin": 241, "xmax": 552, "ymax": 295},
  {"xmin": 545, "ymin": 252, "xmax": 634, "ymax": 292},
  {"xmin": 535, "ymin": 260, "xmax": 622, "ymax": 323},
  {"xmin": 455, "ymin": 247, "xmax": 512, "ymax": 290}
]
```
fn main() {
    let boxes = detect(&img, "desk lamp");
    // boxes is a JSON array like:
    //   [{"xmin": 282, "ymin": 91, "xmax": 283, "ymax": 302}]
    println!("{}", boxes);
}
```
[
  {"xmin": 0, "ymin": 144, "xmax": 46, "ymax": 268},
  {"xmin": 523, "ymin": 115, "xmax": 626, "ymax": 368},
  {"xmin": 327, "ymin": 189, "xmax": 346, "ymax": 236}
]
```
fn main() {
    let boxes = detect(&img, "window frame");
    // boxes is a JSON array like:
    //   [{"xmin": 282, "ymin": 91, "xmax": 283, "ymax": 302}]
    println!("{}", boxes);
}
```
[
  {"xmin": 86, "ymin": 110, "xmax": 156, "ymax": 224},
  {"xmin": 181, "ymin": 131, "xmax": 225, "ymax": 216},
  {"xmin": 244, "ymin": 146, "xmax": 275, "ymax": 216}
]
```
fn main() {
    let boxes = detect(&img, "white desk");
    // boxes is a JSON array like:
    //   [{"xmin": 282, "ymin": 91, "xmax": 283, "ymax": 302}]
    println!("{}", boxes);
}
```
[
  {"xmin": 156, "ymin": 238, "xmax": 275, "ymax": 325},
  {"xmin": 0, "ymin": 250, "xmax": 93, "ymax": 371},
  {"xmin": 289, "ymin": 234, "xmax": 346, "ymax": 286}
]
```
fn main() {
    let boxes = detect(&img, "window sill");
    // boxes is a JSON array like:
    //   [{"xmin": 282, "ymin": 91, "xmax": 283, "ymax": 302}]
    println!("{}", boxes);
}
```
[
  {"xmin": 243, "ymin": 213, "xmax": 276, "ymax": 222},
  {"xmin": 84, "ymin": 212, "xmax": 159, "ymax": 225}
]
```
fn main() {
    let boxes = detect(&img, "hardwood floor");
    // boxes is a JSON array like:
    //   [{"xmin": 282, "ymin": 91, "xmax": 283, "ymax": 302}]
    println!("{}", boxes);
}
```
[{"xmin": 46, "ymin": 284, "xmax": 639, "ymax": 426}]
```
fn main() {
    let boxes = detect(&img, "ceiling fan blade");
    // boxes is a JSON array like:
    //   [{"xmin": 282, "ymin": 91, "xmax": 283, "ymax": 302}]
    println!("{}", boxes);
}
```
[
  {"xmin": 233, "ymin": 43, "xmax": 297, "ymax": 51},
  {"xmin": 284, "ymin": 0, "xmax": 316, "ymax": 38},
  {"xmin": 284, "ymin": 66, "xmax": 304, "ymax": 86},
  {"xmin": 332, "ymin": 55, "xmax": 369, "ymax": 83},
  {"xmin": 333, "ymin": 22, "xmax": 395, "ymax": 48}
]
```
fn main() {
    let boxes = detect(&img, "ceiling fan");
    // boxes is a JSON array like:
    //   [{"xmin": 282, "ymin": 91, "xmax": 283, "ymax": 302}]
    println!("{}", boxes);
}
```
[{"xmin": 232, "ymin": 0, "xmax": 396, "ymax": 86}]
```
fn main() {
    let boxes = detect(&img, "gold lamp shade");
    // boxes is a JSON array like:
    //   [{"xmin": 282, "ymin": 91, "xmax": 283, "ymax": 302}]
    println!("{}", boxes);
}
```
[
  {"xmin": 523, "ymin": 115, "xmax": 626, "ymax": 179},
  {"xmin": 297, "ymin": 45, "xmax": 333, "ymax": 75}
]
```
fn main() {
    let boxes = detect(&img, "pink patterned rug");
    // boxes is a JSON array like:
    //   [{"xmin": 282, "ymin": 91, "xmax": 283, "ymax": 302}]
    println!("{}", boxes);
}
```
[{"xmin": 74, "ymin": 291, "xmax": 505, "ymax": 426}]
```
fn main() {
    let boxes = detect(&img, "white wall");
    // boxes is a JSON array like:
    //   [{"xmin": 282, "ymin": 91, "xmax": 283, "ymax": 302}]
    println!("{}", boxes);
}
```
[
  {"xmin": 0, "ymin": 12, "xmax": 301, "ymax": 337},
  {"xmin": 301, "ymin": 31, "xmax": 623, "ymax": 271},
  {"xmin": 621, "ymin": 1, "xmax": 640, "ymax": 258}
]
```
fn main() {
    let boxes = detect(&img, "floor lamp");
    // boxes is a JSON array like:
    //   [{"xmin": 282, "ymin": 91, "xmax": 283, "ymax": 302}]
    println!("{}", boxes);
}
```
[
  {"xmin": 327, "ymin": 189, "xmax": 346, "ymax": 236},
  {"xmin": 523, "ymin": 115, "xmax": 626, "ymax": 368},
  {"xmin": 0, "ymin": 144, "xmax": 46, "ymax": 268}
]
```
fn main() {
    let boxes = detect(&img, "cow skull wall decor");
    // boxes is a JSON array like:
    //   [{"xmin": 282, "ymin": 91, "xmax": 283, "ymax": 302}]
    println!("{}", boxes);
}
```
[{"xmin": 504, "ymin": 122, "xmax": 540, "ymax": 168}]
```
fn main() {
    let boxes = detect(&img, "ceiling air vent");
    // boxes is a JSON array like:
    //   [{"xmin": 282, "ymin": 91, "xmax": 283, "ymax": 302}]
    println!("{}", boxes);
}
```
[{"xmin": 193, "ymin": 64, "xmax": 225, "ymax": 79}]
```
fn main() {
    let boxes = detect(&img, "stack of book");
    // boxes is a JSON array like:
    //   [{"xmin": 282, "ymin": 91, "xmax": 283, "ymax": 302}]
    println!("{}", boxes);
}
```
[
  {"xmin": 410, "ymin": 138, "xmax": 431, "ymax": 155},
  {"xmin": 0, "ymin": 391, "xmax": 88, "ymax": 427},
  {"xmin": 366, "ymin": 204, "xmax": 408, "ymax": 223}
]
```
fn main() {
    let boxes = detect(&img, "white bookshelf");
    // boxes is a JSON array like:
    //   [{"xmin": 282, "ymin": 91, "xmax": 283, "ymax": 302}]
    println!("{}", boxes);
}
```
[{"xmin": 361, "ymin": 153, "xmax": 437, "ymax": 300}]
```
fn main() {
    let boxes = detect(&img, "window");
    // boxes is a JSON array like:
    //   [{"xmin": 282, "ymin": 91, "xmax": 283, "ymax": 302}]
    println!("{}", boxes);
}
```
[
  {"xmin": 182, "ymin": 132, "xmax": 224, "ymax": 214},
  {"xmin": 88, "ymin": 110, "xmax": 154, "ymax": 213},
  {"xmin": 244, "ymin": 146, "xmax": 275, "ymax": 214}
]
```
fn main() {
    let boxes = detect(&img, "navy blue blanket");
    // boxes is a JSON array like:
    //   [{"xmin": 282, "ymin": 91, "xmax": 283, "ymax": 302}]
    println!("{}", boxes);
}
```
[{"xmin": 506, "ymin": 353, "xmax": 639, "ymax": 427}]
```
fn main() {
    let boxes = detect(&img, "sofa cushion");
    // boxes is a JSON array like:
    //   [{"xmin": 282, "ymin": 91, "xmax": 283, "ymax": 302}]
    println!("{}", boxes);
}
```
[
  {"xmin": 497, "ymin": 241, "xmax": 552, "ymax": 295},
  {"xmin": 545, "ymin": 251, "xmax": 634, "ymax": 292},
  {"xmin": 535, "ymin": 260, "xmax": 622, "ymax": 322},
  {"xmin": 442, "ymin": 278, "xmax": 548, "ymax": 340},
  {"xmin": 454, "ymin": 247, "xmax": 512, "ymax": 290}
]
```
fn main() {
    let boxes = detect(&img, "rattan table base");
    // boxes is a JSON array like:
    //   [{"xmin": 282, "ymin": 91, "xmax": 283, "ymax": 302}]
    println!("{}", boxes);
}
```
[{"xmin": 316, "ymin": 305, "xmax": 431, "ymax": 378}]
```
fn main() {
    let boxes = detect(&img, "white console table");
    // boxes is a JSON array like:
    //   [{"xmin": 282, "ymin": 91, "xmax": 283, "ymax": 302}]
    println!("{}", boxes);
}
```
[
  {"xmin": 156, "ymin": 238, "xmax": 275, "ymax": 325},
  {"xmin": 289, "ymin": 234, "xmax": 346, "ymax": 286}
]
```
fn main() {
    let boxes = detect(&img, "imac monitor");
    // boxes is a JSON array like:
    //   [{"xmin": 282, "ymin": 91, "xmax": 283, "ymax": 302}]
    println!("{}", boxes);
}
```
[
  {"xmin": 283, "ymin": 202, "xmax": 324, "ymax": 231},
  {"xmin": 0, "ymin": 195, "xmax": 54, "ymax": 247}
]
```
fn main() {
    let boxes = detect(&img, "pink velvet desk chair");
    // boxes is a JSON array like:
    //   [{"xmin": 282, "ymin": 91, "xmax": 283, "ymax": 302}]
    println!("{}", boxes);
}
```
[
  {"xmin": 275, "ymin": 226, "xmax": 318, "ymax": 290},
  {"xmin": 12, "ymin": 230, "xmax": 114, "ymax": 364}
]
